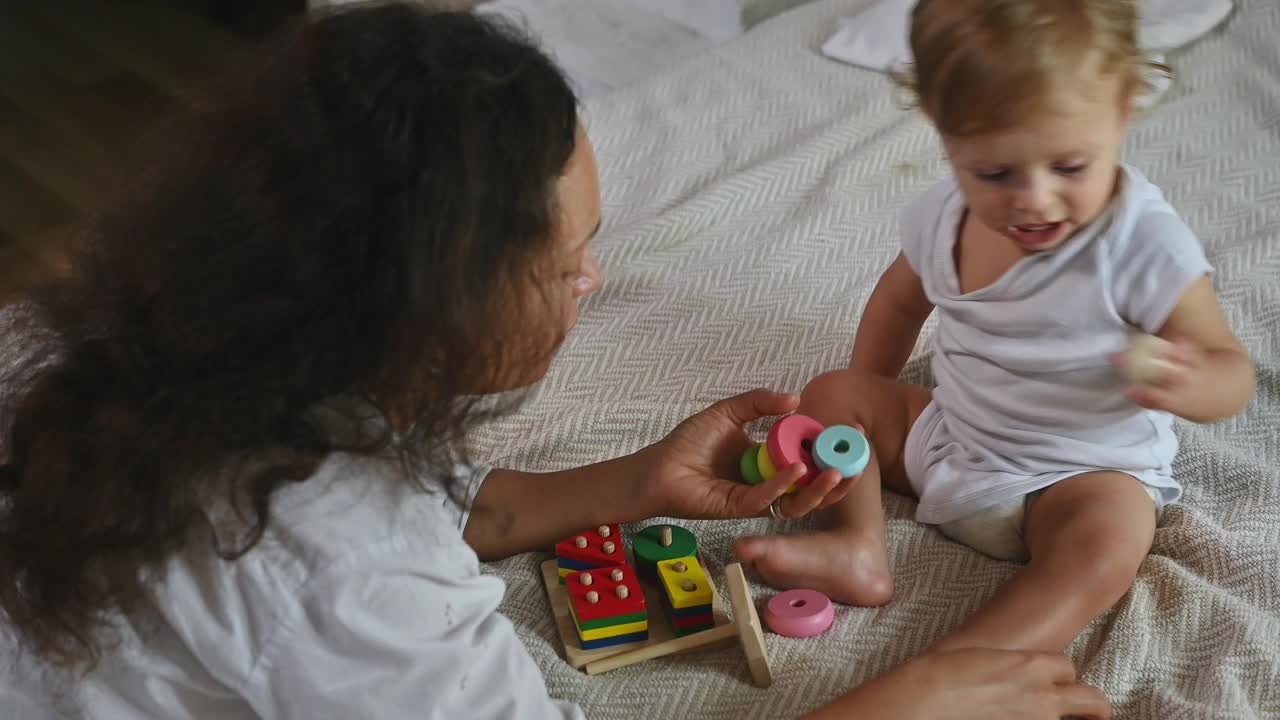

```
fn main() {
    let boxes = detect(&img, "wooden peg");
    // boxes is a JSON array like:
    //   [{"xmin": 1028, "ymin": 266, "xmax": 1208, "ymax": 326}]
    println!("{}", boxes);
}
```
[
  {"xmin": 580, "ymin": 573, "xmax": 593, "ymax": 586},
  {"xmin": 660, "ymin": 526, "xmax": 673, "ymax": 547},
  {"xmin": 615, "ymin": 585, "xmax": 630, "ymax": 599},
  {"xmin": 610, "ymin": 568, "xmax": 624, "ymax": 582},
  {"xmin": 574, "ymin": 536, "xmax": 588, "ymax": 549},
  {"xmin": 585, "ymin": 591, "xmax": 599, "ymax": 604},
  {"xmin": 602, "ymin": 541, "xmax": 616, "ymax": 555},
  {"xmin": 598, "ymin": 525, "xmax": 611, "ymax": 538},
  {"xmin": 672, "ymin": 561, "xmax": 687, "ymax": 573}
]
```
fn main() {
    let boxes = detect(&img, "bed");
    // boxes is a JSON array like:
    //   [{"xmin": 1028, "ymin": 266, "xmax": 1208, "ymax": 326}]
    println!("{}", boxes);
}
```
[{"xmin": 472, "ymin": 0, "xmax": 1280, "ymax": 717}]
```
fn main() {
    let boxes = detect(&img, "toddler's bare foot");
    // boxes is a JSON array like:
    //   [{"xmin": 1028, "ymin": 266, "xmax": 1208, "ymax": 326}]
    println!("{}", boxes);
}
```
[{"xmin": 734, "ymin": 529, "xmax": 893, "ymax": 607}]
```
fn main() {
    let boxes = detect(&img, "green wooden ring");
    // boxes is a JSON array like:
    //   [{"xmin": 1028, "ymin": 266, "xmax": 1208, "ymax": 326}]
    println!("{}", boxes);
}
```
[
  {"xmin": 633, "ymin": 524, "xmax": 698, "ymax": 574},
  {"xmin": 739, "ymin": 444, "xmax": 765, "ymax": 485}
]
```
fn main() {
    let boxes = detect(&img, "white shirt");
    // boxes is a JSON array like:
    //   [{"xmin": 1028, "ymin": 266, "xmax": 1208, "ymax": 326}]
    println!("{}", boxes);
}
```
[
  {"xmin": 0, "ymin": 304, "xmax": 585, "ymax": 719},
  {"xmin": 900, "ymin": 164, "xmax": 1213, "ymax": 524},
  {"xmin": 75, "ymin": 453, "xmax": 585, "ymax": 719}
]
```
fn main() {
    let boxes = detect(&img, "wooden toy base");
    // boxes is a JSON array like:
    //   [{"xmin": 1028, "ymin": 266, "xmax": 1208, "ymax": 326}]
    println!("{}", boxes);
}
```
[{"xmin": 539, "ymin": 558, "xmax": 731, "ymax": 669}]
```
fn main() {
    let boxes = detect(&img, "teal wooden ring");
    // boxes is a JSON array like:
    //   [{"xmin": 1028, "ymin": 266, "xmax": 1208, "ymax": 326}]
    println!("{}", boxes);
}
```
[
  {"xmin": 812, "ymin": 425, "xmax": 869, "ymax": 478},
  {"xmin": 739, "ymin": 444, "xmax": 765, "ymax": 485}
]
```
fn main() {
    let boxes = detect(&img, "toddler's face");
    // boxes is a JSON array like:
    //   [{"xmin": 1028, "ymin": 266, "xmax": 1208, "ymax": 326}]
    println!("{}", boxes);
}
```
[{"xmin": 940, "ymin": 71, "xmax": 1132, "ymax": 253}]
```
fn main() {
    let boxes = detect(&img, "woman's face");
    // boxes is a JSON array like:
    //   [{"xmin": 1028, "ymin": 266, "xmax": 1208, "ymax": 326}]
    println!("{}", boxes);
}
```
[{"xmin": 502, "ymin": 125, "xmax": 603, "ymax": 390}]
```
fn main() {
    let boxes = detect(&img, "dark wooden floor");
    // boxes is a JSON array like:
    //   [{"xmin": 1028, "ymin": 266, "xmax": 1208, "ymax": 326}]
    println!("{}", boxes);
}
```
[{"xmin": 0, "ymin": 0, "xmax": 302, "ymax": 299}]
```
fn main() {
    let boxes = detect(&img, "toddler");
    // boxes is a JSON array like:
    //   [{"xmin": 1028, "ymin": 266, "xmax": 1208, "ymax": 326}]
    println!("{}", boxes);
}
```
[{"xmin": 737, "ymin": 0, "xmax": 1255, "ymax": 653}]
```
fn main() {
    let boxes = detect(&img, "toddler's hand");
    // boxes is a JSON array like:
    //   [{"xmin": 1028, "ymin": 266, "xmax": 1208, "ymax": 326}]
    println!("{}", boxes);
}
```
[{"xmin": 1111, "ymin": 335, "xmax": 1207, "ymax": 418}]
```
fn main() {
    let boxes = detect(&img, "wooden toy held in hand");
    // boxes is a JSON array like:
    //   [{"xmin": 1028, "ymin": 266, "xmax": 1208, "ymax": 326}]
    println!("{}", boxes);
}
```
[
  {"xmin": 1122, "ymin": 333, "xmax": 1177, "ymax": 386},
  {"xmin": 739, "ymin": 415, "xmax": 870, "ymax": 490},
  {"xmin": 766, "ymin": 414, "xmax": 825, "ymax": 486},
  {"xmin": 811, "ymin": 424, "xmax": 870, "ymax": 479}
]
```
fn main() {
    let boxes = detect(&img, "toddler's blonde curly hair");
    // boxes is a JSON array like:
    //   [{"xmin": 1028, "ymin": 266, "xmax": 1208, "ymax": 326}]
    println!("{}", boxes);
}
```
[{"xmin": 897, "ymin": 0, "xmax": 1169, "ymax": 136}]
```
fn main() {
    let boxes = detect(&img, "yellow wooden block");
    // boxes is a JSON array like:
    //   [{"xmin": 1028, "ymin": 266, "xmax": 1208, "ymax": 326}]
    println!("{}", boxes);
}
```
[
  {"xmin": 577, "ymin": 618, "xmax": 649, "ymax": 641},
  {"xmin": 657, "ymin": 556, "xmax": 713, "ymax": 609},
  {"xmin": 757, "ymin": 444, "xmax": 777, "ymax": 481},
  {"xmin": 568, "ymin": 603, "xmax": 649, "ymax": 640}
]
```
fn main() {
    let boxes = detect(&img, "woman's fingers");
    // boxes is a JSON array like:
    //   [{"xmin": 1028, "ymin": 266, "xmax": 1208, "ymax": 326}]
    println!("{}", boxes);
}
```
[{"xmin": 709, "ymin": 388, "xmax": 800, "ymax": 427}]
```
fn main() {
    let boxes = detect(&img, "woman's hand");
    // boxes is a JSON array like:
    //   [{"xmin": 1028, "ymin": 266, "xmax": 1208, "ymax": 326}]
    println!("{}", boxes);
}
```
[
  {"xmin": 638, "ymin": 388, "xmax": 860, "ymax": 521},
  {"xmin": 804, "ymin": 648, "xmax": 1112, "ymax": 720}
]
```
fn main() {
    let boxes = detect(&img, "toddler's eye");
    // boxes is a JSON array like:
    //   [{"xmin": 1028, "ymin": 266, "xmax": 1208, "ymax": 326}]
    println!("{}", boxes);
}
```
[
  {"xmin": 1055, "ymin": 163, "xmax": 1088, "ymax": 176},
  {"xmin": 975, "ymin": 169, "xmax": 1009, "ymax": 182}
]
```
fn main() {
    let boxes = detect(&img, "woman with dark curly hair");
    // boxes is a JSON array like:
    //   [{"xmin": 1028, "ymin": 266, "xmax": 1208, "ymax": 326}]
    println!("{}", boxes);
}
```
[{"xmin": 0, "ymin": 2, "xmax": 1110, "ymax": 719}]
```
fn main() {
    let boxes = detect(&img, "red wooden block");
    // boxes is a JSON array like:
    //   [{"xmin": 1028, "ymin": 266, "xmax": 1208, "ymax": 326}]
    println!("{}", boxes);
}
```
[
  {"xmin": 555, "ymin": 524, "xmax": 625, "ymax": 567},
  {"xmin": 567, "ymin": 564, "xmax": 646, "ymax": 624},
  {"xmin": 672, "ymin": 611, "xmax": 715, "ymax": 629}
]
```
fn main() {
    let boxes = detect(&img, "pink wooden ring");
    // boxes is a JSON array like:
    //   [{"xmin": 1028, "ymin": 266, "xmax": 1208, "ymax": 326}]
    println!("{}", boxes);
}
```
[
  {"xmin": 766, "ymin": 414, "xmax": 825, "ymax": 486},
  {"xmin": 763, "ymin": 589, "xmax": 834, "ymax": 638}
]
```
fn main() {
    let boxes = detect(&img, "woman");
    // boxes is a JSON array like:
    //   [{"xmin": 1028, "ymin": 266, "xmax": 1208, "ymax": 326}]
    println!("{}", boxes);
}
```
[{"xmin": 0, "ymin": 3, "xmax": 1110, "ymax": 718}]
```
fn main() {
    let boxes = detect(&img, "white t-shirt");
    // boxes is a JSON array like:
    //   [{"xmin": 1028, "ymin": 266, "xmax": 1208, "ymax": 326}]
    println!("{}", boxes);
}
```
[
  {"xmin": 899, "ymin": 164, "xmax": 1213, "ymax": 524},
  {"xmin": 75, "ymin": 454, "xmax": 584, "ymax": 720},
  {"xmin": 0, "ymin": 304, "xmax": 585, "ymax": 720}
]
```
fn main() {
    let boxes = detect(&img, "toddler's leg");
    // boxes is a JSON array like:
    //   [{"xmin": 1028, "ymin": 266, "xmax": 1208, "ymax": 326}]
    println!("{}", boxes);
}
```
[
  {"xmin": 735, "ymin": 370, "xmax": 930, "ymax": 607},
  {"xmin": 930, "ymin": 471, "xmax": 1156, "ymax": 653}
]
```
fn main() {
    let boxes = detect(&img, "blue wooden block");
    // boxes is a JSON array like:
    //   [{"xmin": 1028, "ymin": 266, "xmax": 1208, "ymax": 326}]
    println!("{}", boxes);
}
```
[
  {"xmin": 557, "ymin": 556, "xmax": 596, "ymax": 571},
  {"xmin": 578, "ymin": 630, "xmax": 649, "ymax": 650},
  {"xmin": 670, "ymin": 603, "xmax": 713, "ymax": 618}
]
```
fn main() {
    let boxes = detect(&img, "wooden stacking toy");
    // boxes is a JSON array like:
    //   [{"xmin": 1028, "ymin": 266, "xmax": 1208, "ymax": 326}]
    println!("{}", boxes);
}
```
[
  {"xmin": 585, "ymin": 562, "xmax": 772, "ymax": 688},
  {"xmin": 656, "ymin": 557, "xmax": 715, "ymax": 637},
  {"xmin": 739, "ymin": 414, "xmax": 870, "ymax": 489},
  {"xmin": 555, "ymin": 523, "xmax": 625, "ymax": 583},
  {"xmin": 762, "ymin": 588, "xmax": 835, "ymax": 638},
  {"xmin": 566, "ymin": 564, "xmax": 649, "ymax": 649},
  {"xmin": 544, "ymin": 525, "xmax": 772, "ymax": 687},
  {"xmin": 632, "ymin": 523, "xmax": 698, "ymax": 581}
]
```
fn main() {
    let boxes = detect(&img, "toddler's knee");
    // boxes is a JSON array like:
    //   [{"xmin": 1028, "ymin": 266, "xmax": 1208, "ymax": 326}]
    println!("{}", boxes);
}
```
[{"xmin": 798, "ymin": 369, "xmax": 876, "ymax": 422}]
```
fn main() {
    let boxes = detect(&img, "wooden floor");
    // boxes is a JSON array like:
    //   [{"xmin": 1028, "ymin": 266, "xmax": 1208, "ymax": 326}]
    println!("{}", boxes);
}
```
[{"xmin": 0, "ymin": 0, "xmax": 301, "ymax": 299}]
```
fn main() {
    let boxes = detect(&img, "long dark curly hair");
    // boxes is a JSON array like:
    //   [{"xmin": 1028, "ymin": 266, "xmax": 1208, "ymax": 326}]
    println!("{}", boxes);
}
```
[{"xmin": 0, "ymin": 1, "xmax": 579, "ymax": 667}]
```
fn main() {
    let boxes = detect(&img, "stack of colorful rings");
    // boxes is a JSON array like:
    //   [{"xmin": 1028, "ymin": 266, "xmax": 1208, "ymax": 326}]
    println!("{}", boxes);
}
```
[{"xmin": 739, "ymin": 414, "xmax": 870, "ymax": 490}]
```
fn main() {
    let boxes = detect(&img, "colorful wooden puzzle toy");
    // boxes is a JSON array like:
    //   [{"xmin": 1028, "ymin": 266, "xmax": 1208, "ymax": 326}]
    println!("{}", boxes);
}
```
[
  {"xmin": 584, "ymin": 563, "xmax": 772, "ymax": 688},
  {"xmin": 762, "ymin": 588, "xmax": 835, "ymax": 638},
  {"xmin": 631, "ymin": 523, "xmax": 697, "ymax": 581},
  {"xmin": 811, "ymin": 424, "xmax": 870, "ymax": 479},
  {"xmin": 555, "ymin": 523, "xmax": 625, "ymax": 583},
  {"xmin": 656, "ymin": 556, "xmax": 715, "ymax": 636},
  {"xmin": 739, "ymin": 415, "xmax": 870, "ymax": 489},
  {"xmin": 566, "ymin": 564, "xmax": 649, "ymax": 649}
]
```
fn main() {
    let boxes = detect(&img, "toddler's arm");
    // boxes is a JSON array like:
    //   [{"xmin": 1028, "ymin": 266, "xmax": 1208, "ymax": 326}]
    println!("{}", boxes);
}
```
[
  {"xmin": 1131, "ymin": 276, "xmax": 1254, "ymax": 422},
  {"xmin": 849, "ymin": 253, "xmax": 934, "ymax": 378}
]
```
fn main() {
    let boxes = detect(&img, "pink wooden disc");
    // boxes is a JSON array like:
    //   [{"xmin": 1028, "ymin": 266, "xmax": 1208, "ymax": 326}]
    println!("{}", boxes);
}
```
[
  {"xmin": 763, "ymin": 589, "xmax": 834, "ymax": 638},
  {"xmin": 765, "ymin": 414, "xmax": 825, "ymax": 486}
]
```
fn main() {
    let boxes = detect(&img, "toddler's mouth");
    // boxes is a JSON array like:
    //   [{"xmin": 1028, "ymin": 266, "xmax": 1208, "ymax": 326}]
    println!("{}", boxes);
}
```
[{"xmin": 1009, "ymin": 221, "xmax": 1066, "ymax": 247}]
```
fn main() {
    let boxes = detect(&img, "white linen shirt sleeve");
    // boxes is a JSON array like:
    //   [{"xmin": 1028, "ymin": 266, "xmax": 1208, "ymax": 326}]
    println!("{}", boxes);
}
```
[{"xmin": 242, "ymin": 535, "xmax": 583, "ymax": 720}]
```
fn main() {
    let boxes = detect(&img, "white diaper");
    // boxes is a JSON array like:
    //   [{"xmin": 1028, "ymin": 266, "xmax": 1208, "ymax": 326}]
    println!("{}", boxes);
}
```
[{"xmin": 937, "ymin": 485, "xmax": 1162, "ymax": 562}]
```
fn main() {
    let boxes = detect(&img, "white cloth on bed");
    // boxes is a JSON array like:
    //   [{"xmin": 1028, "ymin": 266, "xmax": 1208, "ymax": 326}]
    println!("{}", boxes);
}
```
[
  {"xmin": 899, "ymin": 164, "xmax": 1212, "ymax": 525},
  {"xmin": 819, "ymin": 0, "xmax": 1233, "ymax": 109}
]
